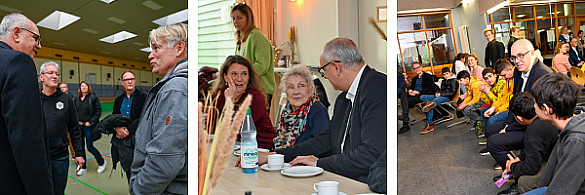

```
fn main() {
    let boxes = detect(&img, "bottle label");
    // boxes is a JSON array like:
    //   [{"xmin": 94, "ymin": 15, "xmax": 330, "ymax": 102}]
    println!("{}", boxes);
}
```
[{"xmin": 241, "ymin": 145, "xmax": 258, "ymax": 168}]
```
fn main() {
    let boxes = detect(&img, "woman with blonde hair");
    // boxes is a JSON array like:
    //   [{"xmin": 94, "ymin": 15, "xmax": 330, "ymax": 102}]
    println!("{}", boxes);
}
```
[
  {"xmin": 467, "ymin": 53, "xmax": 487, "ymax": 84},
  {"xmin": 231, "ymin": 3, "xmax": 276, "ymax": 106},
  {"xmin": 553, "ymin": 41, "xmax": 572, "ymax": 77},
  {"xmin": 210, "ymin": 55, "xmax": 277, "ymax": 150}
]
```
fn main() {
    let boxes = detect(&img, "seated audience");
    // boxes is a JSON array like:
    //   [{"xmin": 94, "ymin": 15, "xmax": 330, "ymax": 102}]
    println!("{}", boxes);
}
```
[
  {"xmin": 274, "ymin": 65, "xmax": 329, "ymax": 148},
  {"xmin": 210, "ymin": 55, "xmax": 277, "ymax": 150},
  {"xmin": 477, "ymin": 67, "xmax": 506, "ymax": 138},
  {"xmin": 496, "ymin": 92, "xmax": 558, "ymax": 195},
  {"xmin": 569, "ymin": 37, "xmax": 585, "ymax": 67},
  {"xmin": 483, "ymin": 59, "xmax": 515, "ymax": 131},
  {"xmin": 400, "ymin": 62, "xmax": 436, "ymax": 127},
  {"xmin": 552, "ymin": 41, "xmax": 571, "ymax": 76},
  {"xmin": 456, "ymin": 70, "xmax": 485, "ymax": 131},
  {"xmin": 523, "ymin": 73, "xmax": 584, "ymax": 195},
  {"xmin": 418, "ymin": 67, "xmax": 458, "ymax": 134},
  {"xmin": 467, "ymin": 53, "xmax": 487, "ymax": 84},
  {"xmin": 451, "ymin": 53, "xmax": 469, "ymax": 75}
]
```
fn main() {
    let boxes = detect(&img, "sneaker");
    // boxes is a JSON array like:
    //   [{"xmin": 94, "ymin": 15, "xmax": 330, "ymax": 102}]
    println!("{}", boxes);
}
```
[
  {"xmin": 479, "ymin": 138, "xmax": 487, "ymax": 145},
  {"xmin": 479, "ymin": 148, "xmax": 490, "ymax": 156},
  {"xmin": 398, "ymin": 125, "xmax": 410, "ymax": 134},
  {"xmin": 421, "ymin": 101, "xmax": 437, "ymax": 112},
  {"xmin": 478, "ymin": 134, "xmax": 485, "ymax": 139},
  {"xmin": 497, "ymin": 182, "xmax": 518, "ymax": 195},
  {"xmin": 494, "ymin": 163, "xmax": 502, "ymax": 170},
  {"xmin": 77, "ymin": 168, "xmax": 87, "ymax": 176},
  {"xmin": 397, "ymin": 114, "xmax": 410, "ymax": 122},
  {"xmin": 97, "ymin": 161, "xmax": 107, "ymax": 174},
  {"xmin": 419, "ymin": 123, "xmax": 435, "ymax": 134}
]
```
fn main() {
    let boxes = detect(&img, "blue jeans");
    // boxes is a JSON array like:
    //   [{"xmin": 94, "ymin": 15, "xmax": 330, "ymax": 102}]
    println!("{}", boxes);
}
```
[
  {"xmin": 80, "ymin": 125, "xmax": 104, "ymax": 169},
  {"xmin": 522, "ymin": 186, "xmax": 547, "ymax": 195},
  {"xmin": 487, "ymin": 110, "xmax": 508, "ymax": 126},
  {"xmin": 420, "ymin": 95, "xmax": 450, "ymax": 124},
  {"xmin": 51, "ymin": 155, "xmax": 69, "ymax": 195}
]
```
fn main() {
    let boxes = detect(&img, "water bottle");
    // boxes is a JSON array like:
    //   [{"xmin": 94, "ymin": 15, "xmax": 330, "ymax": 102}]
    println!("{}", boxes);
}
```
[{"xmin": 241, "ymin": 108, "xmax": 258, "ymax": 173}]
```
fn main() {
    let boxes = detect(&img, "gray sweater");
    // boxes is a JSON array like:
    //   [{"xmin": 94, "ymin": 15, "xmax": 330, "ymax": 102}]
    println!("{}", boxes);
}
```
[
  {"xmin": 129, "ymin": 58, "xmax": 188, "ymax": 194},
  {"xmin": 538, "ymin": 112, "xmax": 585, "ymax": 194}
]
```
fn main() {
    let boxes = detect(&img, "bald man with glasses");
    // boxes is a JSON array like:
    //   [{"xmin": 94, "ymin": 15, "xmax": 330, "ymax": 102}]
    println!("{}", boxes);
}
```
[{"xmin": 0, "ymin": 13, "xmax": 53, "ymax": 194}]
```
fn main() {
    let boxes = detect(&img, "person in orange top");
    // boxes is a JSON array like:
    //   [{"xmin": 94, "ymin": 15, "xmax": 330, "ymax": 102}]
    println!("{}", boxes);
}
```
[
  {"xmin": 457, "ymin": 70, "xmax": 485, "ymax": 130},
  {"xmin": 483, "ymin": 59, "xmax": 515, "ymax": 127}
]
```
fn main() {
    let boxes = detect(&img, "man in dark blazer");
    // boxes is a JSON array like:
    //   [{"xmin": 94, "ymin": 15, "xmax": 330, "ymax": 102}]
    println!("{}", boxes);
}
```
[
  {"xmin": 241, "ymin": 38, "xmax": 387, "ymax": 183},
  {"xmin": 485, "ymin": 29, "xmax": 506, "ymax": 69},
  {"xmin": 569, "ymin": 37, "xmax": 585, "ymax": 67},
  {"xmin": 481, "ymin": 39, "xmax": 552, "ymax": 168},
  {"xmin": 0, "ymin": 13, "xmax": 54, "ymax": 194},
  {"xmin": 112, "ymin": 70, "xmax": 147, "ymax": 182}
]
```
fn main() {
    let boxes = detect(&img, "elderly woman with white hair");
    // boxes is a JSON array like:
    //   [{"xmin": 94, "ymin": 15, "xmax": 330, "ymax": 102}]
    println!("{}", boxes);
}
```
[{"xmin": 274, "ymin": 65, "xmax": 329, "ymax": 149}]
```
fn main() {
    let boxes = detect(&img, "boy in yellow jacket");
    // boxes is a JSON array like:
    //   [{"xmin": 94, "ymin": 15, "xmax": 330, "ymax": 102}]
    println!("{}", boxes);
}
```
[{"xmin": 457, "ymin": 70, "xmax": 486, "ymax": 131}]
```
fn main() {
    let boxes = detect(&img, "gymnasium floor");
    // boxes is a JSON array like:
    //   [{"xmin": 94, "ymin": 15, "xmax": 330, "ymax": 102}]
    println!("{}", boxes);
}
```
[{"xmin": 397, "ymin": 107, "xmax": 513, "ymax": 195}]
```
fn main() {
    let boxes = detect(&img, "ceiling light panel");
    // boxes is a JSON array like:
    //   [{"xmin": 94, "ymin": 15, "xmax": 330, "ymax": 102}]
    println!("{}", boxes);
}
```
[
  {"xmin": 82, "ymin": 28, "xmax": 99, "ymax": 34},
  {"xmin": 0, "ymin": 5, "xmax": 22, "ymax": 13},
  {"xmin": 153, "ymin": 9, "xmax": 188, "ymax": 26},
  {"xmin": 133, "ymin": 42, "xmax": 145, "ymax": 46},
  {"xmin": 142, "ymin": 0, "xmax": 163, "ymax": 11},
  {"xmin": 99, "ymin": 31, "xmax": 137, "ymax": 44},
  {"xmin": 107, "ymin": 16, "xmax": 126, "ymax": 24},
  {"xmin": 37, "ymin": 11, "xmax": 81, "ymax": 31},
  {"xmin": 52, "ymin": 42, "xmax": 67, "ymax": 46},
  {"xmin": 100, "ymin": 0, "xmax": 117, "ymax": 3},
  {"xmin": 140, "ymin": 47, "xmax": 152, "ymax": 52}
]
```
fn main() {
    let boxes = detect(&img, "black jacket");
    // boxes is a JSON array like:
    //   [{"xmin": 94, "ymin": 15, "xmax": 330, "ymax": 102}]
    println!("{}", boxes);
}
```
[
  {"xmin": 75, "ymin": 92, "xmax": 102, "ymax": 141},
  {"xmin": 485, "ymin": 39, "xmax": 506, "ymax": 68},
  {"xmin": 0, "ymin": 41, "xmax": 54, "ymax": 194},
  {"xmin": 111, "ymin": 89, "xmax": 147, "ymax": 171},
  {"xmin": 276, "ymin": 65, "xmax": 387, "ymax": 182},
  {"xmin": 504, "ymin": 59, "xmax": 552, "ymax": 132},
  {"xmin": 569, "ymin": 47, "xmax": 585, "ymax": 67},
  {"xmin": 438, "ymin": 78, "xmax": 458, "ymax": 99},
  {"xmin": 507, "ymin": 36, "xmax": 519, "ymax": 59},
  {"xmin": 368, "ymin": 149, "xmax": 387, "ymax": 194},
  {"xmin": 510, "ymin": 117, "xmax": 558, "ymax": 178},
  {"xmin": 409, "ymin": 72, "xmax": 436, "ymax": 95},
  {"xmin": 41, "ymin": 88, "xmax": 84, "ymax": 160}
]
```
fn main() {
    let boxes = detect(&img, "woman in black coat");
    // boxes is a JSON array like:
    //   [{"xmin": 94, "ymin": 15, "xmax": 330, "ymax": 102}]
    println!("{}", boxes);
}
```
[{"xmin": 75, "ymin": 81, "xmax": 105, "ymax": 176}]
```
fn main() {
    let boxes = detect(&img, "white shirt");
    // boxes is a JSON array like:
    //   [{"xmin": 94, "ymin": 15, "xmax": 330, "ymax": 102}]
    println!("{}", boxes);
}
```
[
  {"xmin": 520, "ymin": 64, "xmax": 533, "ymax": 92},
  {"xmin": 345, "ymin": 65, "xmax": 367, "ymax": 104},
  {"xmin": 573, "ymin": 47, "xmax": 581, "ymax": 61}
]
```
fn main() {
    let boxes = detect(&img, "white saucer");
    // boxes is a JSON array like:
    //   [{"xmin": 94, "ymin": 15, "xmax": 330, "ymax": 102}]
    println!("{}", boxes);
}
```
[
  {"xmin": 233, "ymin": 148, "xmax": 270, "ymax": 156},
  {"xmin": 281, "ymin": 166, "xmax": 324, "ymax": 177},
  {"xmin": 260, "ymin": 163, "xmax": 291, "ymax": 171},
  {"xmin": 233, "ymin": 144, "xmax": 241, "ymax": 150},
  {"xmin": 310, "ymin": 192, "xmax": 347, "ymax": 195}
]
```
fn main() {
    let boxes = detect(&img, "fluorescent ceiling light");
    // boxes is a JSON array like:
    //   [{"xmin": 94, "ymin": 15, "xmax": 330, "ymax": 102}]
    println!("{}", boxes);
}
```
[
  {"xmin": 100, "ymin": 0, "xmax": 116, "ymax": 3},
  {"xmin": 133, "ymin": 42, "xmax": 145, "ymax": 46},
  {"xmin": 0, "ymin": 5, "xmax": 22, "ymax": 13},
  {"xmin": 142, "ymin": 0, "xmax": 163, "ymax": 11},
  {"xmin": 153, "ymin": 9, "xmax": 188, "ymax": 26},
  {"xmin": 398, "ymin": 8, "xmax": 449, "ymax": 14},
  {"xmin": 107, "ymin": 16, "xmax": 126, "ymax": 24},
  {"xmin": 37, "ymin": 11, "xmax": 81, "ymax": 31},
  {"xmin": 99, "ymin": 31, "xmax": 137, "ymax": 44},
  {"xmin": 537, "ymin": 16, "xmax": 543, "ymax": 18},
  {"xmin": 140, "ymin": 47, "xmax": 152, "ymax": 52},
  {"xmin": 82, "ymin": 28, "xmax": 99, "ymax": 34},
  {"xmin": 52, "ymin": 42, "xmax": 67, "ymax": 46},
  {"xmin": 517, "ymin": 14, "xmax": 525, "ymax": 18},
  {"xmin": 487, "ymin": 1, "xmax": 509, "ymax": 14}
]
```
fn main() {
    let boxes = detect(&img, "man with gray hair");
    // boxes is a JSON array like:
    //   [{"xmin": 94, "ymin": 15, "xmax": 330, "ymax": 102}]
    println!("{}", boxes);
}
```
[
  {"xmin": 39, "ymin": 61, "xmax": 85, "ymax": 195},
  {"xmin": 0, "ymin": 13, "xmax": 53, "ymax": 194},
  {"xmin": 249, "ymin": 37, "xmax": 387, "ymax": 182},
  {"xmin": 130, "ymin": 23, "xmax": 188, "ymax": 194}
]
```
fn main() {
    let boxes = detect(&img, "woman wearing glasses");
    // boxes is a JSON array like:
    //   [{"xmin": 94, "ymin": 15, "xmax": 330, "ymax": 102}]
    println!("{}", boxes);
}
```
[
  {"xmin": 231, "ymin": 3, "xmax": 276, "ymax": 108},
  {"xmin": 210, "ymin": 55, "xmax": 277, "ymax": 150},
  {"xmin": 75, "ymin": 81, "xmax": 106, "ymax": 176},
  {"xmin": 274, "ymin": 65, "xmax": 329, "ymax": 148}
]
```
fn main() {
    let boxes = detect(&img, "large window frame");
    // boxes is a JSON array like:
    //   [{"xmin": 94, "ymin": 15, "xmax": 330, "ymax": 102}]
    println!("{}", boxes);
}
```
[{"xmin": 397, "ymin": 10, "xmax": 458, "ymax": 77}]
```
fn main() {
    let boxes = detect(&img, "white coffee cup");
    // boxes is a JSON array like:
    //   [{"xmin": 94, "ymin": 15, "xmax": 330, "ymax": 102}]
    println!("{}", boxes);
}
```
[
  {"xmin": 267, "ymin": 154, "xmax": 284, "ymax": 169},
  {"xmin": 313, "ymin": 181, "xmax": 339, "ymax": 195}
]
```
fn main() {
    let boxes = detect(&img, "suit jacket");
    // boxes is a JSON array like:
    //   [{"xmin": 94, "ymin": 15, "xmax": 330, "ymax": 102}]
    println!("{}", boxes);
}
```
[
  {"xmin": 569, "ymin": 47, "xmax": 585, "ymax": 67},
  {"xmin": 276, "ymin": 65, "xmax": 387, "ymax": 183},
  {"xmin": 0, "ymin": 41, "xmax": 54, "ymax": 194},
  {"xmin": 485, "ymin": 40, "xmax": 506, "ymax": 68},
  {"xmin": 409, "ymin": 72, "xmax": 435, "ymax": 95},
  {"xmin": 111, "ymin": 89, "xmax": 147, "ymax": 171},
  {"xmin": 504, "ymin": 59, "xmax": 552, "ymax": 131}
]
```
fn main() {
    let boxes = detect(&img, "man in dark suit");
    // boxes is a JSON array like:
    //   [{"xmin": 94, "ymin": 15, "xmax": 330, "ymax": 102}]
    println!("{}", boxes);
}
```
[
  {"xmin": 569, "ymin": 37, "xmax": 585, "ymax": 67},
  {"xmin": 112, "ymin": 70, "xmax": 147, "ymax": 182},
  {"xmin": 244, "ymin": 38, "xmax": 386, "ymax": 183},
  {"xmin": 481, "ymin": 39, "xmax": 552, "ymax": 170},
  {"xmin": 0, "ymin": 13, "xmax": 54, "ymax": 194},
  {"xmin": 485, "ymin": 29, "xmax": 506, "ymax": 69}
]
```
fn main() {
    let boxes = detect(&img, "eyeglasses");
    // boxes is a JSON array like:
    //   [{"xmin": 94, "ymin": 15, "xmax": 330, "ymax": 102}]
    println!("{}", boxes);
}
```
[
  {"xmin": 42, "ymin": 72, "xmax": 60, "ymax": 77},
  {"xmin": 122, "ymin": 78, "xmax": 136, "ymax": 82},
  {"xmin": 20, "ymin": 27, "xmax": 41, "ymax": 46},
  {"xmin": 510, "ymin": 50, "xmax": 530, "ymax": 62},
  {"xmin": 318, "ymin": 60, "xmax": 340, "ymax": 77}
]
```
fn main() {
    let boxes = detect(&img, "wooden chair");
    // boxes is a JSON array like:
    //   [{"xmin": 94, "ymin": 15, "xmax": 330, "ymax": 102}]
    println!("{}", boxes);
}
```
[{"xmin": 570, "ymin": 67, "xmax": 585, "ymax": 86}]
